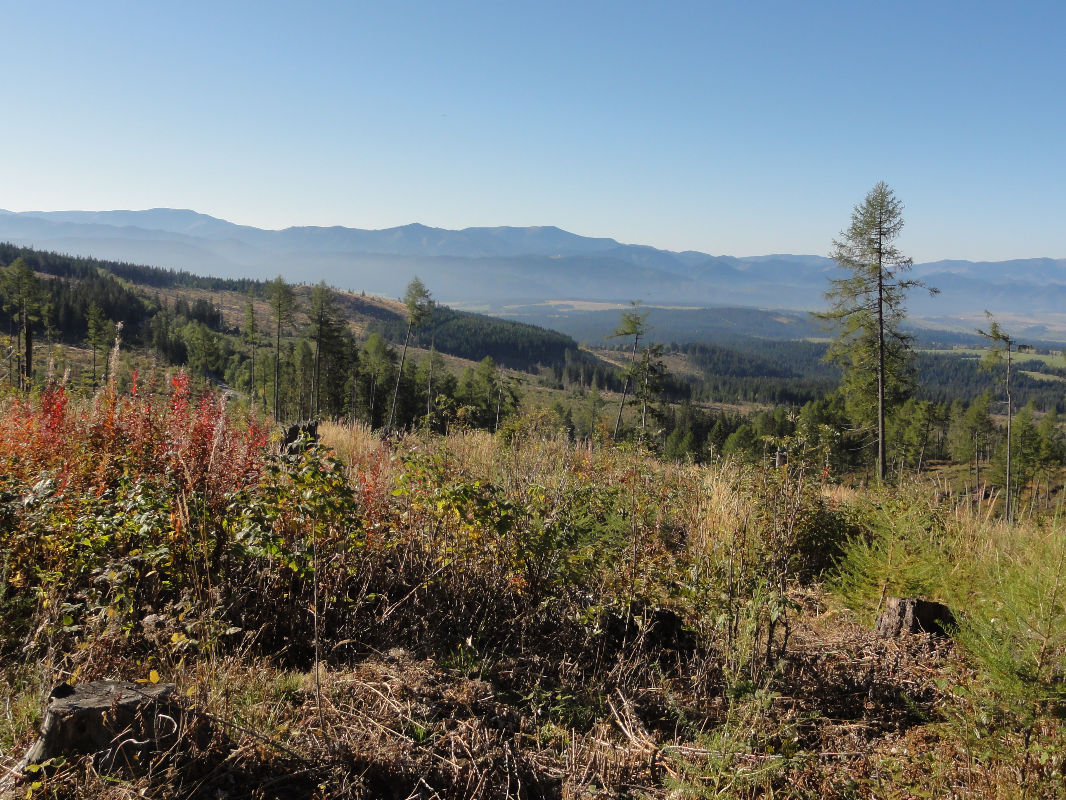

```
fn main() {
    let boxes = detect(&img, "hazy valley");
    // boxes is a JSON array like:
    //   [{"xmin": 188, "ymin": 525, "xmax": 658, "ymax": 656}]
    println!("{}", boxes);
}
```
[{"xmin": 4, "ymin": 208, "xmax": 1066, "ymax": 341}]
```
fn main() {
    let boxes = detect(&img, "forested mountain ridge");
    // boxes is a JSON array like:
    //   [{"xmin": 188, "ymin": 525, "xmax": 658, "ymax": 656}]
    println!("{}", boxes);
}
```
[
  {"xmin": 0, "ymin": 243, "xmax": 612, "ymax": 432},
  {"xmin": 2, "ymin": 208, "xmax": 1063, "ymax": 324},
  {"xmin": 0, "ymin": 241, "xmax": 583, "ymax": 371}
]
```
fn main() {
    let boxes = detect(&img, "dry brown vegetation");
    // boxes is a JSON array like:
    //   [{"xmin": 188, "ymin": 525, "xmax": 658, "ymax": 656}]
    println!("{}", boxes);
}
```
[{"xmin": 1, "ymin": 382, "xmax": 1064, "ymax": 798}]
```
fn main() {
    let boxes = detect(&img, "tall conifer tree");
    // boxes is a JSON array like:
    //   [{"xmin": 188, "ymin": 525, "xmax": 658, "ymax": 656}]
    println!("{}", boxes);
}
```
[
  {"xmin": 818, "ymin": 182, "xmax": 935, "ymax": 482},
  {"xmin": 387, "ymin": 278, "xmax": 433, "ymax": 432},
  {"xmin": 267, "ymin": 276, "xmax": 296, "ymax": 421},
  {"xmin": 612, "ymin": 301, "xmax": 649, "ymax": 439},
  {"xmin": 0, "ymin": 258, "xmax": 47, "ymax": 390}
]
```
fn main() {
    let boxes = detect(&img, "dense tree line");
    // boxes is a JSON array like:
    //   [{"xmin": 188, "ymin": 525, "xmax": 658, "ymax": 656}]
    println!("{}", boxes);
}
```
[
  {"xmin": 623, "ymin": 338, "xmax": 1066, "ymax": 414},
  {"xmin": 914, "ymin": 351, "xmax": 1066, "ymax": 410},
  {"xmin": 646, "ymin": 388, "xmax": 1065, "ymax": 512},
  {"xmin": 367, "ymin": 305, "xmax": 581, "ymax": 372},
  {"xmin": 541, "ymin": 349, "xmax": 626, "ymax": 394},
  {"xmin": 0, "ymin": 242, "xmax": 258, "ymax": 293}
]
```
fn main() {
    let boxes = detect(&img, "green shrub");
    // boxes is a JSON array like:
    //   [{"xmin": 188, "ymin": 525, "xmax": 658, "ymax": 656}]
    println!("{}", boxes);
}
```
[{"xmin": 831, "ymin": 490, "xmax": 954, "ymax": 621}]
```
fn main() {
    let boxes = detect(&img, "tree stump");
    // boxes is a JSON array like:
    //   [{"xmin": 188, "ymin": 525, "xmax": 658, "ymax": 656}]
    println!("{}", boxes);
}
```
[
  {"xmin": 12, "ymin": 681, "xmax": 183, "ymax": 778},
  {"xmin": 279, "ymin": 420, "xmax": 319, "ymax": 454},
  {"xmin": 602, "ymin": 601, "xmax": 696, "ymax": 654},
  {"xmin": 874, "ymin": 597, "xmax": 956, "ymax": 638}
]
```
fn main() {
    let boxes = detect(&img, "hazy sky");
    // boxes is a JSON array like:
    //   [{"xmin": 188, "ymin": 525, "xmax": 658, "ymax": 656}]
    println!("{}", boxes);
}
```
[{"xmin": 2, "ymin": 1, "xmax": 1063, "ymax": 261}]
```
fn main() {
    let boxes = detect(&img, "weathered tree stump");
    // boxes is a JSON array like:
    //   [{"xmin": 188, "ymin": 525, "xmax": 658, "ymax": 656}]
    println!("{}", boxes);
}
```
[
  {"xmin": 603, "ymin": 601, "xmax": 697, "ymax": 654},
  {"xmin": 12, "ymin": 681, "xmax": 183, "ymax": 778},
  {"xmin": 279, "ymin": 419, "xmax": 319, "ymax": 454},
  {"xmin": 875, "ymin": 597, "xmax": 956, "ymax": 637}
]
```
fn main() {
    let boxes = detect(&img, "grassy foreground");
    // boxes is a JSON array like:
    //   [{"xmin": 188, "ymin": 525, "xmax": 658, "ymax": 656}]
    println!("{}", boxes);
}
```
[{"xmin": 0, "ymin": 375, "xmax": 1064, "ymax": 798}]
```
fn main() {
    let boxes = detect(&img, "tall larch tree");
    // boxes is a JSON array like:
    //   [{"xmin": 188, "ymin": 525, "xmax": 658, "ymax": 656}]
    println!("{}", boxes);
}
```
[
  {"xmin": 359, "ymin": 333, "xmax": 393, "ymax": 427},
  {"xmin": 818, "ymin": 182, "xmax": 935, "ymax": 482},
  {"xmin": 243, "ymin": 299, "xmax": 260, "ymax": 410},
  {"xmin": 309, "ymin": 283, "xmax": 328, "ymax": 416},
  {"xmin": 0, "ymin": 258, "xmax": 47, "ymax": 390},
  {"xmin": 267, "ymin": 276, "xmax": 296, "ymax": 421},
  {"xmin": 308, "ymin": 282, "xmax": 347, "ymax": 417},
  {"xmin": 387, "ymin": 277, "xmax": 433, "ymax": 432},
  {"xmin": 86, "ymin": 302, "xmax": 115, "ymax": 390},
  {"xmin": 977, "ymin": 313, "xmax": 1020, "ymax": 522},
  {"xmin": 612, "ymin": 301, "xmax": 649, "ymax": 439}
]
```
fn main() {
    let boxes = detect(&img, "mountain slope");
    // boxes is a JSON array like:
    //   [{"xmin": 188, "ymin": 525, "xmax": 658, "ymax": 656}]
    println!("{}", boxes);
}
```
[{"xmin": 1, "ymin": 208, "xmax": 1062, "ymax": 317}]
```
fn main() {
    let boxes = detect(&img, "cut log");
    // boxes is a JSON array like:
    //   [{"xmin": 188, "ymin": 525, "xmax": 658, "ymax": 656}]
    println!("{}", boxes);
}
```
[
  {"xmin": 12, "ymin": 681, "xmax": 183, "ymax": 778},
  {"xmin": 874, "ymin": 597, "xmax": 956, "ymax": 638}
]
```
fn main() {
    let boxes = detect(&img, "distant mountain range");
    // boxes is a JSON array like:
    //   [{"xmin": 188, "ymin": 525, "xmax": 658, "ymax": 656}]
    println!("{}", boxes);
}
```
[{"xmin": 1, "ymin": 208, "xmax": 1064, "ymax": 330}]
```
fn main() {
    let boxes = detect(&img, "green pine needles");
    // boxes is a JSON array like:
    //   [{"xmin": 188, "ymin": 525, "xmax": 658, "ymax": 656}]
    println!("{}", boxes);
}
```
[{"xmin": 818, "ymin": 182, "xmax": 937, "ymax": 482}]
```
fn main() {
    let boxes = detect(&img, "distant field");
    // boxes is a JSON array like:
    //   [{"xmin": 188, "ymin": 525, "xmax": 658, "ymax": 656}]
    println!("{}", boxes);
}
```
[
  {"xmin": 912, "ymin": 312, "xmax": 1066, "ymax": 344},
  {"xmin": 1021, "ymin": 370, "xmax": 1066, "ymax": 383},
  {"xmin": 922, "ymin": 347, "xmax": 1066, "ymax": 368}
]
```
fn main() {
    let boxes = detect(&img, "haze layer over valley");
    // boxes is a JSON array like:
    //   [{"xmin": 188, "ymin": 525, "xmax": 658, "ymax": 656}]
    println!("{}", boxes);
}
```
[{"xmin": 3, "ymin": 208, "xmax": 1064, "ymax": 340}]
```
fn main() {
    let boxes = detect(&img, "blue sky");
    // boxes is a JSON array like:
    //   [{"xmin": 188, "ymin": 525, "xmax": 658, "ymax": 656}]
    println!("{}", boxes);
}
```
[{"xmin": 2, "ymin": 1, "xmax": 1063, "ymax": 261}]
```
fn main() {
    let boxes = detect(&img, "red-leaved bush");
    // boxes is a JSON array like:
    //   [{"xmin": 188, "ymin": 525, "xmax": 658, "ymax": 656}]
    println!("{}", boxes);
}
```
[
  {"xmin": 0, "ymin": 373, "xmax": 272, "ymax": 660},
  {"xmin": 0, "ymin": 372, "xmax": 268, "ymax": 511}
]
